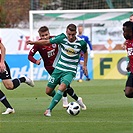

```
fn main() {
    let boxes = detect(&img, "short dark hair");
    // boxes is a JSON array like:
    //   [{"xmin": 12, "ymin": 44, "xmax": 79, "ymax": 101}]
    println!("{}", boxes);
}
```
[
  {"xmin": 67, "ymin": 24, "xmax": 77, "ymax": 31},
  {"xmin": 38, "ymin": 26, "xmax": 49, "ymax": 32},
  {"xmin": 123, "ymin": 21, "xmax": 133, "ymax": 33},
  {"xmin": 130, "ymin": 14, "xmax": 133, "ymax": 17},
  {"xmin": 123, "ymin": 21, "xmax": 133, "ymax": 29}
]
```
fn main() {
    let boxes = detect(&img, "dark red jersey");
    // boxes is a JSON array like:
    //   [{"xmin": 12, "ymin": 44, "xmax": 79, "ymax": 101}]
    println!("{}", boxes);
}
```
[
  {"xmin": 126, "ymin": 39, "xmax": 133, "ymax": 73},
  {"xmin": 28, "ymin": 37, "xmax": 58, "ymax": 74}
]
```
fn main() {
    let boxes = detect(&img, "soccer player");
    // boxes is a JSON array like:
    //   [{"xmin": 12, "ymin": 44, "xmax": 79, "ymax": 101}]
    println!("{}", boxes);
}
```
[
  {"xmin": 129, "ymin": 14, "xmax": 133, "ymax": 22},
  {"xmin": 122, "ymin": 14, "xmax": 133, "ymax": 49},
  {"xmin": 26, "ymin": 24, "xmax": 88, "ymax": 117},
  {"xmin": 122, "ymin": 21, "xmax": 133, "ymax": 98},
  {"xmin": 28, "ymin": 26, "xmax": 86, "ymax": 110},
  {"xmin": 77, "ymin": 25, "xmax": 94, "ymax": 82},
  {"xmin": 0, "ymin": 40, "xmax": 34, "ymax": 114}
]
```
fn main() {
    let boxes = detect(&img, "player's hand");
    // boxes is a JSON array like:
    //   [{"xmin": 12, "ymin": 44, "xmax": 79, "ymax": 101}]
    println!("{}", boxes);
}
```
[
  {"xmin": 36, "ymin": 58, "xmax": 42, "ymax": 65},
  {"xmin": 90, "ymin": 50, "xmax": 94, "ymax": 59},
  {"xmin": 26, "ymin": 40, "xmax": 34, "ymax": 45},
  {"xmin": 83, "ymin": 65, "xmax": 88, "ymax": 76},
  {"xmin": 0, "ymin": 62, "xmax": 6, "ymax": 73}
]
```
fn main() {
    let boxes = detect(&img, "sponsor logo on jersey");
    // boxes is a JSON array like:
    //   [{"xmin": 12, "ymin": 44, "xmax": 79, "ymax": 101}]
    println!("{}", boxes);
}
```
[{"xmin": 65, "ymin": 48, "xmax": 77, "ymax": 55}]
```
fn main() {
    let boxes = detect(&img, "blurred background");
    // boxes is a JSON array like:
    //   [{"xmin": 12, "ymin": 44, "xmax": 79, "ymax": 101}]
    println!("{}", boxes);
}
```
[
  {"xmin": 0, "ymin": 0, "xmax": 132, "ymax": 81},
  {"xmin": 0, "ymin": 0, "xmax": 133, "ymax": 28}
]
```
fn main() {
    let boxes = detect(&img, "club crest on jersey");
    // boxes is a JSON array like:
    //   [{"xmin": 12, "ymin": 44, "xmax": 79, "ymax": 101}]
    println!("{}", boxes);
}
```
[
  {"xmin": 52, "ymin": 44, "xmax": 56, "ymax": 48},
  {"xmin": 74, "ymin": 45, "xmax": 78, "ymax": 49}
]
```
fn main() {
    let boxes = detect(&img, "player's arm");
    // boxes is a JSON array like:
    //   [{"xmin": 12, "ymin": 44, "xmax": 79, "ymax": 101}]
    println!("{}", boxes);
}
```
[
  {"xmin": 26, "ymin": 39, "xmax": 50, "ymax": 46},
  {"xmin": 0, "ymin": 42, "xmax": 6, "ymax": 72},
  {"xmin": 27, "ymin": 33, "xmax": 64, "ymax": 46},
  {"xmin": 83, "ymin": 51, "xmax": 88, "ymax": 76},
  {"xmin": 28, "ymin": 45, "xmax": 41, "ymax": 65},
  {"xmin": 81, "ymin": 40, "xmax": 88, "ymax": 76}
]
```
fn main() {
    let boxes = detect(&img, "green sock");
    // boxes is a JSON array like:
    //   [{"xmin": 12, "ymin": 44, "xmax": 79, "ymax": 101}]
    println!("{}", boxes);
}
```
[
  {"xmin": 48, "ymin": 90, "xmax": 63, "ymax": 110},
  {"xmin": 49, "ymin": 90, "xmax": 56, "ymax": 97}
]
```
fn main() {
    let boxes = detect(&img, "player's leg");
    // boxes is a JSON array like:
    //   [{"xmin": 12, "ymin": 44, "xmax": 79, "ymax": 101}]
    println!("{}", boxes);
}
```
[
  {"xmin": 19, "ymin": 75, "xmax": 34, "ymax": 87},
  {"xmin": 44, "ymin": 70, "xmax": 61, "ymax": 116},
  {"xmin": 63, "ymin": 85, "xmax": 78, "ymax": 107},
  {"xmin": 85, "ymin": 71, "xmax": 90, "ymax": 81},
  {"xmin": 0, "ymin": 90, "xmax": 15, "ymax": 114},
  {"xmin": 46, "ymin": 89, "xmax": 56, "ymax": 97},
  {"xmin": 2, "ymin": 75, "xmax": 34, "ymax": 90},
  {"xmin": 124, "ymin": 73, "xmax": 133, "ymax": 98},
  {"xmin": 44, "ymin": 85, "xmax": 65, "ymax": 117},
  {"xmin": 44, "ymin": 71, "xmax": 73, "ymax": 117},
  {"xmin": 77, "ymin": 60, "xmax": 84, "ymax": 82},
  {"xmin": 2, "ymin": 62, "xmax": 34, "ymax": 90},
  {"xmin": 66, "ymin": 86, "xmax": 86, "ymax": 110},
  {"xmin": 79, "ymin": 64, "xmax": 83, "ymax": 82},
  {"xmin": 66, "ymin": 86, "xmax": 78, "ymax": 101},
  {"xmin": 62, "ymin": 90, "xmax": 68, "ymax": 108}
]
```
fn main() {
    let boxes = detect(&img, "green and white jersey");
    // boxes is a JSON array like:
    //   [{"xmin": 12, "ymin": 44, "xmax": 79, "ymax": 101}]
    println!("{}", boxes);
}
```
[{"xmin": 50, "ymin": 33, "xmax": 87, "ymax": 76}]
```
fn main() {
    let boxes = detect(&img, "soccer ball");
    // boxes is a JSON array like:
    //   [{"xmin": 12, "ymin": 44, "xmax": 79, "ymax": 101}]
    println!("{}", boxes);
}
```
[{"xmin": 66, "ymin": 102, "xmax": 80, "ymax": 116}]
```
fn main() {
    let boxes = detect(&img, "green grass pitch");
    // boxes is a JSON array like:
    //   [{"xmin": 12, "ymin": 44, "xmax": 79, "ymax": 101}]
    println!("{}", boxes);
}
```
[{"xmin": 0, "ymin": 79, "xmax": 133, "ymax": 133}]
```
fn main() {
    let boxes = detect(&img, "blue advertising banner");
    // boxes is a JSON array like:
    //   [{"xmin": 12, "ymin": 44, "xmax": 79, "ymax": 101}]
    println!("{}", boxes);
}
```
[{"xmin": 5, "ymin": 54, "xmax": 93, "ymax": 81}]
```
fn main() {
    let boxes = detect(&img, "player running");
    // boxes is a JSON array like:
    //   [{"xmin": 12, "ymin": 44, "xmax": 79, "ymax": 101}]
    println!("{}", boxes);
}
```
[
  {"xmin": 0, "ymin": 40, "xmax": 34, "ymax": 114},
  {"xmin": 123, "ymin": 21, "xmax": 133, "ymax": 98},
  {"xmin": 27, "ymin": 24, "xmax": 88, "ymax": 116},
  {"xmin": 28, "ymin": 26, "xmax": 86, "ymax": 110}
]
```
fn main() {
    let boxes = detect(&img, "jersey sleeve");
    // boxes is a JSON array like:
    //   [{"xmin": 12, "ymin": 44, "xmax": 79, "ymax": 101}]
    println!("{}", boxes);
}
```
[
  {"xmin": 28, "ymin": 45, "xmax": 39, "ymax": 64},
  {"xmin": 50, "ymin": 33, "xmax": 65, "ymax": 44},
  {"xmin": 81, "ymin": 40, "xmax": 87, "ymax": 53}
]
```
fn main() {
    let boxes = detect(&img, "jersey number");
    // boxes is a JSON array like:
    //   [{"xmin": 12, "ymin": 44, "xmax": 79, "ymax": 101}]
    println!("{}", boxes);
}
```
[{"xmin": 49, "ymin": 77, "xmax": 55, "ymax": 83}]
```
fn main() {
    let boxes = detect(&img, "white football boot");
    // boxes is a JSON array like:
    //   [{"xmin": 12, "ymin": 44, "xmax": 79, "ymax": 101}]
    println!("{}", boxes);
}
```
[
  {"xmin": 44, "ymin": 109, "xmax": 51, "ymax": 117},
  {"xmin": 77, "ymin": 97, "xmax": 87, "ymax": 110},
  {"xmin": 2, "ymin": 108, "xmax": 15, "ymax": 115},
  {"xmin": 20, "ymin": 75, "xmax": 34, "ymax": 87}
]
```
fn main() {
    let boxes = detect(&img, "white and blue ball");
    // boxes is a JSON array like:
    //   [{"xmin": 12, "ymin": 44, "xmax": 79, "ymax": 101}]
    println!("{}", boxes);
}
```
[{"xmin": 66, "ymin": 102, "xmax": 80, "ymax": 116}]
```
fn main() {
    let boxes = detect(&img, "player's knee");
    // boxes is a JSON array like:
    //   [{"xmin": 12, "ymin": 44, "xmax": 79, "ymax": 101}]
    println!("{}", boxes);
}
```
[
  {"xmin": 125, "ymin": 92, "xmax": 133, "ymax": 98},
  {"xmin": 125, "ymin": 87, "xmax": 133, "ymax": 98},
  {"xmin": 45, "ymin": 87, "xmax": 52, "ymax": 95},
  {"xmin": 125, "ymin": 90, "xmax": 133, "ymax": 98}
]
